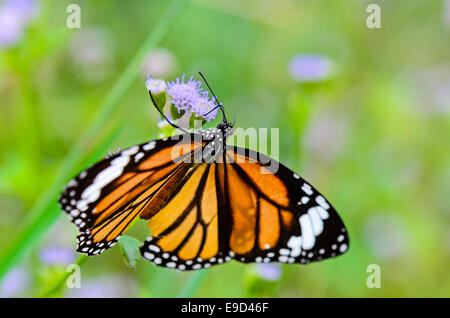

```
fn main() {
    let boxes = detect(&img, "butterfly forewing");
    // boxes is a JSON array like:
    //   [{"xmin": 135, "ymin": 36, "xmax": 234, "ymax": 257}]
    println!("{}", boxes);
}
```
[{"xmin": 58, "ymin": 135, "xmax": 205, "ymax": 255}]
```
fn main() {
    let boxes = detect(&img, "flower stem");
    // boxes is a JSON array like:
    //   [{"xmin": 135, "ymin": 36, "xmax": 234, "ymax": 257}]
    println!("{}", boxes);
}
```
[{"xmin": 39, "ymin": 255, "xmax": 88, "ymax": 298}]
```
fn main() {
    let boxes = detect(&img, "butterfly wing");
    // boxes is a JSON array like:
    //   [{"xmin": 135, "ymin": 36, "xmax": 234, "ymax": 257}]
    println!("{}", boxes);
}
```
[
  {"xmin": 59, "ymin": 134, "xmax": 204, "ymax": 255},
  {"xmin": 140, "ymin": 144, "xmax": 349, "ymax": 270},
  {"xmin": 140, "ymin": 162, "xmax": 229, "ymax": 270},
  {"xmin": 224, "ymin": 146, "xmax": 349, "ymax": 265}
]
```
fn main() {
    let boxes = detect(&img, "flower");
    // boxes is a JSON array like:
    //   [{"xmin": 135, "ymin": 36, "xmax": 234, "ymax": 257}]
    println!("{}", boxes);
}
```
[
  {"xmin": 105, "ymin": 147, "xmax": 121, "ymax": 159},
  {"xmin": 192, "ymin": 91, "xmax": 218, "ymax": 122},
  {"xmin": 288, "ymin": 54, "xmax": 333, "ymax": 82},
  {"xmin": 0, "ymin": 267, "xmax": 30, "ymax": 297},
  {"xmin": 39, "ymin": 246, "xmax": 77, "ymax": 265},
  {"xmin": 363, "ymin": 213, "xmax": 409, "ymax": 261},
  {"xmin": 141, "ymin": 48, "xmax": 177, "ymax": 78},
  {"xmin": 445, "ymin": 0, "xmax": 450, "ymax": 28},
  {"xmin": 413, "ymin": 65, "xmax": 450, "ymax": 115},
  {"xmin": 66, "ymin": 275, "xmax": 136, "ymax": 298},
  {"xmin": 69, "ymin": 27, "xmax": 114, "ymax": 82},
  {"xmin": 166, "ymin": 74, "xmax": 203, "ymax": 112},
  {"xmin": 303, "ymin": 111, "xmax": 348, "ymax": 163},
  {"xmin": 256, "ymin": 263, "xmax": 282, "ymax": 282},
  {"xmin": 145, "ymin": 74, "xmax": 166, "ymax": 95},
  {"xmin": 0, "ymin": 0, "xmax": 39, "ymax": 48}
]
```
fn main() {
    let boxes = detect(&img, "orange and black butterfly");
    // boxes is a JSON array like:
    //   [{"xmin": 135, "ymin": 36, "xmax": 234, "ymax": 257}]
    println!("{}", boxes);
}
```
[{"xmin": 59, "ymin": 73, "xmax": 349, "ymax": 271}]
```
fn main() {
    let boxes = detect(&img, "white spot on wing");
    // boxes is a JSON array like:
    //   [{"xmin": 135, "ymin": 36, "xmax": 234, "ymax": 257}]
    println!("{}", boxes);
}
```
[
  {"xmin": 81, "ymin": 156, "xmax": 130, "ymax": 203},
  {"xmin": 308, "ymin": 207, "xmax": 324, "ymax": 236},
  {"xmin": 315, "ymin": 195, "xmax": 330, "ymax": 210},
  {"xmin": 121, "ymin": 146, "xmax": 139, "ymax": 156},
  {"xmin": 143, "ymin": 141, "xmax": 156, "ymax": 151},
  {"xmin": 299, "ymin": 214, "xmax": 315, "ymax": 250},
  {"xmin": 301, "ymin": 183, "xmax": 313, "ymax": 195}
]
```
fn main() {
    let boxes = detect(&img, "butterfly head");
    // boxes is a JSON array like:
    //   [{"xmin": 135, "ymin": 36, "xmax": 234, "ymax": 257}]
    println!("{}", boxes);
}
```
[{"xmin": 217, "ymin": 121, "xmax": 234, "ymax": 138}]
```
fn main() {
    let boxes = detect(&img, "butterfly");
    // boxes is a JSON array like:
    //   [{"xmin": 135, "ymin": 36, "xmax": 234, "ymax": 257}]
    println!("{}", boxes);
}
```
[{"xmin": 59, "ymin": 73, "xmax": 349, "ymax": 271}]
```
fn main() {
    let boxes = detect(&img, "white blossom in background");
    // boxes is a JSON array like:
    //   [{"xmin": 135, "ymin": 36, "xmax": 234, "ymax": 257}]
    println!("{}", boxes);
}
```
[
  {"xmin": 303, "ymin": 111, "xmax": 348, "ymax": 163},
  {"xmin": 413, "ymin": 65, "xmax": 450, "ymax": 115},
  {"xmin": 141, "ymin": 48, "xmax": 177, "ymax": 78},
  {"xmin": 69, "ymin": 27, "xmax": 115, "ymax": 82},
  {"xmin": 444, "ymin": 0, "xmax": 450, "ymax": 28},
  {"xmin": 363, "ymin": 213, "xmax": 409, "ymax": 261}
]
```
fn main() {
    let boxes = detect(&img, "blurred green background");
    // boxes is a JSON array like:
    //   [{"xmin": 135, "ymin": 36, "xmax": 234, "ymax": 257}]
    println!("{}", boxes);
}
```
[{"xmin": 0, "ymin": 0, "xmax": 449, "ymax": 297}]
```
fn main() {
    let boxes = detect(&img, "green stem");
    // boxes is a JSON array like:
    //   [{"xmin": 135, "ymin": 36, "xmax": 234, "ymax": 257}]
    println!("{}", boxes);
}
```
[
  {"xmin": 0, "ymin": 0, "xmax": 188, "ymax": 282},
  {"xmin": 39, "ymin": 255, "xmax": 88, "ymax": 298},
  {"xmin": 178, "ymin": 270, "xmax": 208, "ymax": 298}
]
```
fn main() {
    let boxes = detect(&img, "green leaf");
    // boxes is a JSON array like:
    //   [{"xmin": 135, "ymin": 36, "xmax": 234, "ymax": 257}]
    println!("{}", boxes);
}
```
[{"xmin": 119, "ymin": 235, "xmax": 142, "ymax": 269}]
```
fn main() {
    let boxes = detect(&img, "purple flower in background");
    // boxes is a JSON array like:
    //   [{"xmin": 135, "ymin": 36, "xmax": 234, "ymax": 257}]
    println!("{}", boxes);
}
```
[
  {"xmin": 363, "ymin": 213, "xmax": 409, "ymax": 261},
  {"xmin": 69, "ymin": 27, "xmax": 114, "ymax": 82},
  {"xmin": 0, "ymin": 0, "xmax": 39, "ymax": 48},
  {"xmin": 289, "ymin": 54, "xmax": 333, "ymax": 82},
  {"xmin": 141, "ymin": 48, "xmax": 177, "ymax": 78},
  {"xmin": 303, "ymin": 111, "xmax": 348, "ymax": 163},
  {"xmin": 0, "ymin": 267, "xmax": 30, "ymax": 297},
  {"xmin": 66, "ymin": 275, "xmax": 136, "ymax": 298},
  {"xmin": 256, "ymin": 263, "xmax": 282, "ymax": 282},
  {"xmin": 40, "ymin": 246, "xmax": 77, "ymax": 265},
  {"xmin": 166, "ymin": 74, "xmax": 203, "ymax": 112},
  {"xmin": 191, "ymin": 91, "xmax": 218, "ymax": 122},
  {"xmin": 413, "ymin": 66, "xmax": 450, "ymax": 115}
]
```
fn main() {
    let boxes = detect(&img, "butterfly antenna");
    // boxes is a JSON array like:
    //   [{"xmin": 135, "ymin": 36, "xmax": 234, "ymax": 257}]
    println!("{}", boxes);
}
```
[
  {"xmin": 198, "ymin": 72, "xmax": 228, "ymax": 123},
  {"xmin": 148, "ymin": 90, "xmax": 188, "ymax": 134}
]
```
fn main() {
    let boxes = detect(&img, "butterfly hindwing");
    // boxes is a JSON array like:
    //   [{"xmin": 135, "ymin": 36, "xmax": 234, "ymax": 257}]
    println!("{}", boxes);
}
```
[
  {"xmin": 225, "ymin": 146, "xmax": 349, "ymax": 265},
  {"xmin": 139, "ymin": 141, "xmax": 349, "ymax": 271}
]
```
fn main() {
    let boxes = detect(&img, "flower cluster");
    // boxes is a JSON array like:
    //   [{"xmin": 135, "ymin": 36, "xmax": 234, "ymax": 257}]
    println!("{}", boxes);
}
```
[
  {"xmin": 288, "ymin": 54, "xmax": 333, "ymax": 82},
  {"xmin": 0, "ymin": 0, "xmax": 39, "ymax": 48},
  {"xmin": 146, "ymin": 74, "xmax": 219, "ymax": 129}
]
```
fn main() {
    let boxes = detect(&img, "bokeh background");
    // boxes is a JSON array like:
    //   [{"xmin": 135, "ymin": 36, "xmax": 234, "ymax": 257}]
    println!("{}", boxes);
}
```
[{"xmin": 0, "ymin": 0, "xmax": 449, "ymax": 297}]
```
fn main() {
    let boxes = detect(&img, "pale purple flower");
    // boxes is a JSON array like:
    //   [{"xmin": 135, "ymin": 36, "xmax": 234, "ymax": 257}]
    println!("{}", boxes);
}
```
[
  {"xmin": 141, "ymin": 48, "xmax": 177, "ymax": 78},
  {"xmin": 40, "ymin": 246, "xmax": 77, "ymax": 265},
  {"xmin": 289, "ymin": 54, "xmax": 333, "ymax": 82},
  {"xmin": 145, "ymin": 74, "xmax": 166, "ymax": 95},
  {"xmin": 105, "ymin": 147, "xmax": 120, "ymax": 159},
  {"xmin": 66, "ymin": 275, "xmax": 136, "ymax": 298},
  {"xmin": 303, "ymin": 112, "xmax": 348, "ymax": 163},
  {"xmin": 0, "ymin": 267, "xmax": 30, "ymax": 297},
  {"xmin": 256, "ymin": 263, "xmax": 282, "ymax": 282},
  {"xmin": 69, "ymin": 28, "xmax": 114, "ymax": 82},
  {"xmin": 192, "ymin": 91, "xmax": 218, "ymax": 122},
  {"xmin": 0, "ymin": 0, "xmax": 39, "ymax": 48},
  {"xmin": 413, "ymin": 65, "xmax": 450, "ymax": 115},
  {"xmin": 166, "ymin": 74, "xmax": 203, "ymax": 112},
  {"xmin": 363, "ymin": 213, "xmax": 409, "ymax": 261}
]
